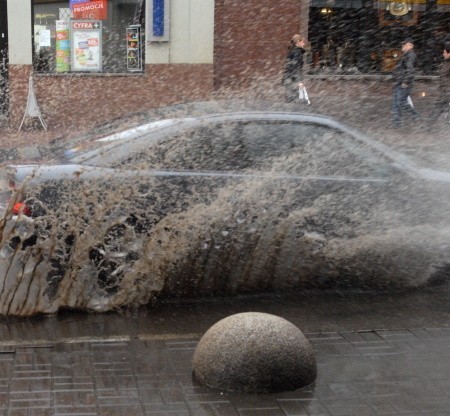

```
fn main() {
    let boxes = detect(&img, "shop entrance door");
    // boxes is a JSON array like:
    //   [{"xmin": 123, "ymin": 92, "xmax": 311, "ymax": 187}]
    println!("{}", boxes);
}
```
[{"xmin": 0, "ymin": 0, "xmax": 8, "ymax": 118}]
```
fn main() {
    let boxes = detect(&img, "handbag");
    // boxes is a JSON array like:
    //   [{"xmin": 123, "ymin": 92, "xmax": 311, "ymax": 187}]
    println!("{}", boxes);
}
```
[
  {"xmin": 298, "ymin": 85, "xmax": 311, "ymax": 105},
  {"xmin": 407, "ymin": 95, "xmax": 414, "ymax": 108}
]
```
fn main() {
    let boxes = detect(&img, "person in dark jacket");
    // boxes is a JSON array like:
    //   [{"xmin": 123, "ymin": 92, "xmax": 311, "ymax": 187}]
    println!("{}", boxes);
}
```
[
  {"xmin": 392, "ymin": 37, "xmax": 420, "ymax": 128},
  {"xmin": 428, "ymin": 41, "xmax": 450, "ymax": 127},
  {"xmin": 283, "ymin": 34, "xmax": 306, "ymax": 103}
]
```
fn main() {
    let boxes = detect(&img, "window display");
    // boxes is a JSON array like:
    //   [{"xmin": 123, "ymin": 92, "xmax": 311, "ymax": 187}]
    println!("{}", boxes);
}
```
[
  {"xmin": 308, "ymin": 0, "xmax": 449, "ymax": 75},
  {"xmin": 32, "ymin": 0, "xmax": 144, "ymax": 73},
  {"xmin": 126, "ymin": 25, "xmax": 142, "ymax": 71}
]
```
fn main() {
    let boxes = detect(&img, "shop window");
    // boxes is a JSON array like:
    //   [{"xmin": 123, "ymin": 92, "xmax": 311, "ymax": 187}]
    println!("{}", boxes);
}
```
[
  {"xmin": 32, "ymin": 0, "xmax": 145, "ymax": 73},
  {"xmin": 308, "ymin": 0, "xmax": 449, "ymax": 75}
]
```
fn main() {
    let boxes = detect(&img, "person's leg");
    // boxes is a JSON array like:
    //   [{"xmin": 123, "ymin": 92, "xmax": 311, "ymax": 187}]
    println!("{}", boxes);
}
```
[
  {"xmin": 285, "ymin": 79, "xmax": 297, "ymax": 103},
  {"xmin": 392, "ymin": 85, "xmax": 403, "ymax": 127},
  {"xmin": 402, "ymin": 87, "xmax": 420, "ymax": 121}
]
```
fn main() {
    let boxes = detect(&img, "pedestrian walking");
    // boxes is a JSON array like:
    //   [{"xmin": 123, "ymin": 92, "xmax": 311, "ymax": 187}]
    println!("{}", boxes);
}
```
[
  {"xmin": 282, "ymin": 34, "xmax": 306, "ymax": 103},
  {"xmin": 391, "ymin": 37, "xmax": 420, "ymax": 128},
  {"xmin": 427, "ymin": 41, "xmax": 450, "ymax": 128}
]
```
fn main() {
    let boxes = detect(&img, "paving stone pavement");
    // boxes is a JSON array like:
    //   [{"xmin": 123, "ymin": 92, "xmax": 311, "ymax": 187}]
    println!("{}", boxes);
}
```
[{"xmin": 0, "ymin": 324, "xmax": 449, "ymax": 416}]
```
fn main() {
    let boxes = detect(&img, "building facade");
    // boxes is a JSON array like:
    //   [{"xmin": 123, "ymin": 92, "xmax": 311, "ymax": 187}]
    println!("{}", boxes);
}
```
[
  {"xmin": 3, "ymin": 0, "xmax": 215, "ymax": 130},
  {"xmin": 0, "ymin": 0, "xmax": 448, "ymax": 130},
  {"xmin": 214, "ymin": 0, "xmax": 448, "ymax": 101}
]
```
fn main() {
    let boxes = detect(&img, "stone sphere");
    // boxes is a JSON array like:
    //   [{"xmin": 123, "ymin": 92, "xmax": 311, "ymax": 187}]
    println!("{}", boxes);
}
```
[{"xmin": 192, "ymin": 312, "xmax": 317, "ymax": 394}]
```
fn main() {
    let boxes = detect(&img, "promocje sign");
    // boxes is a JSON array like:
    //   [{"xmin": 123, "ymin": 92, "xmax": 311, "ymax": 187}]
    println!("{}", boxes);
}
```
[{"xmin": 70, "ymin": 0, "xmax": 108, "ymax": 20}]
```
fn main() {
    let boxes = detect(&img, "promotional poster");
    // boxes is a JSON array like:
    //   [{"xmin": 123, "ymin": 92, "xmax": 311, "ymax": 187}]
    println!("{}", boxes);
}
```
[
  {"xmin": 56, "ymin": 20, "xmax": 70, "ymax": 72},
  {"xmin": 70, "ymin": 21, "xmax": 102, "ymax": 72}
]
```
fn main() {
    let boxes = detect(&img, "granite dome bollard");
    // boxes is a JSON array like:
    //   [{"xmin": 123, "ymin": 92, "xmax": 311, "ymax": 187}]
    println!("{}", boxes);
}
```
[{"xmin": 192, "ymin": 312, "xmax": 317, "ymax": 394}]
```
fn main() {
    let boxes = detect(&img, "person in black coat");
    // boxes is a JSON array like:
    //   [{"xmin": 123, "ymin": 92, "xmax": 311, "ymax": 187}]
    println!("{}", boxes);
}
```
[
  {"xmin": 392, "ymin": 37, "xmax": 420, "ymax": 128},
  {"xmin": 283, "ymin": 34, "xmax": 306, "ymax": 103},
  {"xmin": 428, "ymin": 41, "xmax": 450, "ymax": 128}
]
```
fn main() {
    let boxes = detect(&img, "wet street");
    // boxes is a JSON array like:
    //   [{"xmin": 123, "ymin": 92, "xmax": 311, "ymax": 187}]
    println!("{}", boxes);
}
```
[
  {"xmin": 0, "ymin": 283, "xmax": 449, "ymax": 415},
  {"xmin": 2, "ymin": 284, "xmax": 450, "ymax": 341}
]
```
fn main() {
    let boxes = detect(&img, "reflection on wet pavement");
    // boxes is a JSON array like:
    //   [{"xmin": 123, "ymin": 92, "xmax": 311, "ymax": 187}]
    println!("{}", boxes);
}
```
[{"xmin": 1, "ymin": 284, "xmax": 448, "ymax": 343}]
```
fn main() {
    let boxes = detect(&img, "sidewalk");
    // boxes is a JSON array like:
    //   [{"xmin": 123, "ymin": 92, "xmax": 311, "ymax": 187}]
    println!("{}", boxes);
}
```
[
  {"xmin": 0, "ymin": 286, "xmax": 449, "ymax": 415},
  {"xmin": 1, "ymin": 328, "xmax": 449, "ymax": 416},
  {"xmin": 0, "ymin": 110, "xmax": 151, "ymax": 164}
]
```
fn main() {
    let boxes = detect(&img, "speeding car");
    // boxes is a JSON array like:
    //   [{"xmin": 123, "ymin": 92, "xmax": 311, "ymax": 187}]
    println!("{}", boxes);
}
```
[{"xmin": 1, "ymin": 111, "xmax": 449, "ymax": 316}]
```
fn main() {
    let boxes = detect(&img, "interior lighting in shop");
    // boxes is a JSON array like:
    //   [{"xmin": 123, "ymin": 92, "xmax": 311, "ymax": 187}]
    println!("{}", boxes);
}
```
[
  {"xmin": 386, "ymin": 1, "xmax": 413, "ymax": 14},
  {"xmin": 320, "ymin": 7, "xmax": 333, "ymax": 13}
]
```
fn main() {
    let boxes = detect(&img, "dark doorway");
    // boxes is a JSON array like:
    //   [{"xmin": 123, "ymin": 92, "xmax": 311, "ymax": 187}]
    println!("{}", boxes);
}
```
[{"xmin": 0, "ymin": 0, "xmax": 8, "ymax": 117}]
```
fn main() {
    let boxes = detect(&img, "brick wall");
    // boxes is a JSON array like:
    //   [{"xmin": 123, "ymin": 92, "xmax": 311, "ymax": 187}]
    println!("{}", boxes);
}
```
[
  {"xmin": 9, "ymin": 64, "xmax": 214, "ymax": 130},
  {"xmin": 212, "ymin": 1, "xmax": 439, "ymax": 101},
  {"xmin": 214, "ymin": 0, "xmax": 302, "ymax": 91}
]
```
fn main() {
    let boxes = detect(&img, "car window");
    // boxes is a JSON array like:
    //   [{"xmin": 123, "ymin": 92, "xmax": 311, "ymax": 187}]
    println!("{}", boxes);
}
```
[{"xmin": 116, "ymin": 121, "xmax": 399, "ymax": 179}]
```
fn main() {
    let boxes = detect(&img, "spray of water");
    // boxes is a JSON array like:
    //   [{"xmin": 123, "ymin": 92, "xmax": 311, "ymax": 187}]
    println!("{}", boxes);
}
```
[{"xmin": 1, "ymin": 123, "xmax": 449, "ymax": 316}]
